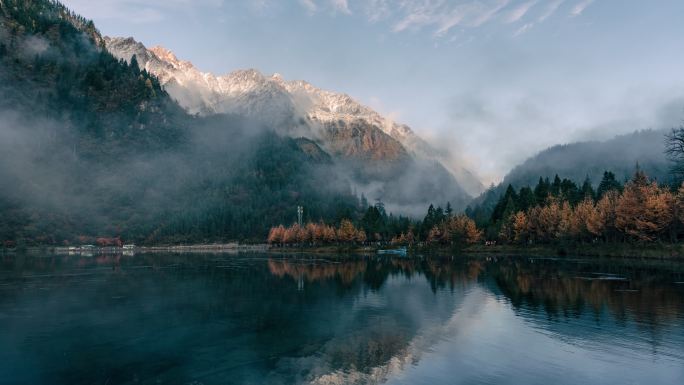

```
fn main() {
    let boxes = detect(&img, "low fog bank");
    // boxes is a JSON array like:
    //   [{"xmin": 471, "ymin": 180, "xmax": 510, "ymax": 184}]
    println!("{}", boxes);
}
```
[
  {"xmin": 343, "ymin": 158, "xmax": 471, "ymax": 218},
  {"xmin": 0, "ymin": 101, "xmax": 359, "ymax": 244},
  {"xmin": 467, "ymin": 128, "xmax": 673, "ymax": 211},
  {"xmin": 503, "ymin": 129, "xmax": 671, "ymax": 188}
]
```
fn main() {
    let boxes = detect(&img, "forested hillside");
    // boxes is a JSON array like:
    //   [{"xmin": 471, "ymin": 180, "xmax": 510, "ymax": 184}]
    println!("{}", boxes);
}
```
[
  {"xmin": 503, "ymin": 130, "xmax": 670, "ymax": 188},
  {"xmin": 468, "ymin": 129, "xmax": 672, "ymax": 225},
  {"xmin": 467, "ymin": 169, "xmax": 682, "ymax": 246},
  {"xmin": 0, "ymin": 0, "xmax": 359, "ymax": 246}
]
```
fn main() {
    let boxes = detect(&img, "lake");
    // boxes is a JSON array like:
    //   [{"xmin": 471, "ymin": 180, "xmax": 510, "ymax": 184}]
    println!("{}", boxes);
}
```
[{"xmin": 0, "ymin": 253, "xmax": 683, "ymax": 384}]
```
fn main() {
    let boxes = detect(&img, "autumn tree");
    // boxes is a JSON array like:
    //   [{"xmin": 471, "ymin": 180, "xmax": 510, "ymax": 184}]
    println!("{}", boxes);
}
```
[
  {"xmin": 337, "ymin": 219, "xmax": 358, "ymax": 243},
  {"xmin": 323, "ymin": 225, "xmax": 337, "ymax": 244},
  {"xmin": 447, "ymin": 214, "xmax": 482, "ymax": 245},
  {"xmin": 511, "ymin": 211, "xmax": 529, "ymax": 244},
  {"xmin": 595, "ymin": 190, "xmax": 619, "ymax": 241},
  {"xmin": 558, "ymin": 201, "xmax": 577, "ymax": 239},
  {"xmin": 356, "ymin": 229, "xmax": 367, "ymax": 244},
  {"xmin": 427, "ymin": 226, "xmax": 442, "ymax": 243},
  {"xmin": 573, "ymin": 198, "xmax": 601, "ymax": 242},
  {"xmin": 532, "ymin": 199, "xmax": 562, "ymax": 242},
  {"xmin": 296, "ymin": 224, "xmax": 311, "ymax": 244},
  {"xmin": 282, "ymin": 224, "xmax": 300, "ymax": 245},
  {"xmin": 405, "ymin": 229, "xmax": 416, "ymax": 245},
  {"xmin": 267, "ymin": 225, "xmax": 285, "ymax": 245},
  {"xmin": 616, "ymin": 171, "xmax": 674, "ymax": 241},
  {"xmin": 308, "ymin": 223, "xmax": 323, "ymax": 244}
]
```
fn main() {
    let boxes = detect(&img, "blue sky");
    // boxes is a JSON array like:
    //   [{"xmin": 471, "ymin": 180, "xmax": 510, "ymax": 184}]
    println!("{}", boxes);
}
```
[{"xmin": 62, "ymin": 0, "xmax": 684, "ymax": 182}]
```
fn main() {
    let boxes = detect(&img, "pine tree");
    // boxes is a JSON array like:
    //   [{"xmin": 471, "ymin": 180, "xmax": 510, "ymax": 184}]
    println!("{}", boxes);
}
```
[
  {"xmin": 517, "ymin": 187, "xmax": 536, "ymax": 212},
  {"xmin": 596, "ymin": 171, "xmax": 621, "ymax": 198},
  {"xmin": 130, "ymin": 54, "xmax": 140, "ymax": 75},
  {"xmin": 580, "ymin": 176, "xmax": 595, "ymax": 201},
  {"xmin": 492, "ymin": 185, "xmax": 518, "ymax": 222},
  {"xmin": 445, "ymin": 202, "xmax": 453, "ymax": 218},
  {"xmin": 551, "ymin": 175, "xmax": 562, "ymax": 196},
  {"xmin": 534, "ymin": 177, "xmax": 550, "ymax": 204}
]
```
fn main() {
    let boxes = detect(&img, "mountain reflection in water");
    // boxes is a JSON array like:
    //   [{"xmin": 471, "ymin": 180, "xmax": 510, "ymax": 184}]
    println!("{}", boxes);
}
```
[{"xmin": 0, "ymin": 253, "xmax": 682, "ymax": 385}]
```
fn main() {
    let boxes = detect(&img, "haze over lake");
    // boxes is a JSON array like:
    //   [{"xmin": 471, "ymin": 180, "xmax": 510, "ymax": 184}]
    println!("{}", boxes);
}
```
[{"xmin": 1, "ymin": 253, "xmax": 682, "ymax": 385}]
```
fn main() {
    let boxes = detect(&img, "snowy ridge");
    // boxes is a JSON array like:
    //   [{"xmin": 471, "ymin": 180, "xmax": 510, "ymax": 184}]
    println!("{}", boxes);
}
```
[{"xmin": 104, "ymin": 36, "xmax": 484, "ymax": 195}]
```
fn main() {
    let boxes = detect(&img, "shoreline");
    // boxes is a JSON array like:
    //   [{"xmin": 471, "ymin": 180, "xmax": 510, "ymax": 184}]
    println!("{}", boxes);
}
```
[
  {"xmin": 459, "ymin": 243, "xmax": 684, "ymax": 260},
  {"xmin": 3, "ymin": 242, "xmax": 684, "ymax": 260}
]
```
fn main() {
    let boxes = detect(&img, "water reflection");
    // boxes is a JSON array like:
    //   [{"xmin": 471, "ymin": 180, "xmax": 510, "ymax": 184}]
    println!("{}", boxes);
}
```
[{"xmin": 0, "ymin": 253, "xmax": 682, "ymax": 384}]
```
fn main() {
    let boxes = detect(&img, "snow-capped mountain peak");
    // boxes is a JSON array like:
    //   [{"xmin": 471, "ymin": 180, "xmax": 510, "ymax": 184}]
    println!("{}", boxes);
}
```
[{"xmin": 103, "ymin": 36, "xmax": 484, "ymax": 195}]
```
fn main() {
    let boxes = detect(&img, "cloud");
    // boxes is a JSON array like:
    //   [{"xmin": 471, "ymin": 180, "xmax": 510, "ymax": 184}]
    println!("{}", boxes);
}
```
[
  {"xmin": 538, "ymin": 0, "xmax": 564, "ymax": 21},
  {"xmin": 299, "ymin": 0, "xmax": 318, "ymax": 14},
  {"xmin": 61, "ymin": 0, "xmax": 224, "ymax": 24},
  {"xmin": 440, "ymin": 83, "xmax": 684, "ymax": 184},
  {"xmin": 505, "ymin": 0, "xmax": 537, "ymax": 23},
  {"xmin": 355, "ymin": 0, "xmax": 592, "ymax": 36},
  {"xmin": 513, "ymin": 22, "xmax": 534, "ymax": 36},
  {"xmin": 392, "ymin": 0, "xmax": 514, "ymax": 35},
  {"xmin": 468, "ymin": 0, "xmax": 510, "ymax": 27},
  {"xmin": 331, "ymin": 0, "xmax": 351, "ymax": 14},
  {"xmin": 434, "ymin": 8, "xmax": 469, "ymax": 35},
  {"xmin": 363, "ymin": 0, "xmax": 391, "ymax": 22},
  {"xmin": 570, "ymin": 0, "xmax": 594, "ymax": 17},
  {"xmin": 374, "ymin": 0, "xmax": 592, "ymax": 36}
]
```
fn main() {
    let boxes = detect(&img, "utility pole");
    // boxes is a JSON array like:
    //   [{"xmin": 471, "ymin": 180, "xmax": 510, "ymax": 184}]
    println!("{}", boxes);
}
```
[{"xmin": 297, "ymin": 206, "xmax": 303, "ymax": 227}]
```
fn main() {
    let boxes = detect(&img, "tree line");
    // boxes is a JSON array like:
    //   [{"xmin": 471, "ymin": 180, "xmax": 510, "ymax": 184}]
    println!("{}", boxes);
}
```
[
  {"xmin": 266, "ymin": 201, "xmax": 482, "ymax": 247},
  {"xmin": 474, "ymin": 169, "xmax": 684, "ymax": 244},
  {"xmin": 269, "ymin": 166, "xmax": 684, "ymax": 249}
]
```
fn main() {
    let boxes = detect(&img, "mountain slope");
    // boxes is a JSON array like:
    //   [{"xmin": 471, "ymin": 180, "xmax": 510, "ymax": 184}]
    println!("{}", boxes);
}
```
[
  {"xmin": 502, "ymin": 129, "xmax": 670, "ymax": 188},
  {"xmin": 0, "ymin": 0, "xmax": 360, "ymax": 245},
  {"xmin": 468, "ymin": 129, "xmax": 671, "ymax": 215},
  {"xmin": 104, "ymin": 36, "xmax": 484, "ymax": 196},
  {"xmin": 103, "ymin": 36, "xmax": 475, "ymax": 211}
]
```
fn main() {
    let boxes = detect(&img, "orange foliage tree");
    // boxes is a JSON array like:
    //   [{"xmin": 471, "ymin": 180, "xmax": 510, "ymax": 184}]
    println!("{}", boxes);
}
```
[{"xmin": 616, "ymin": 171, "xmax": 674, "ymax": 242}]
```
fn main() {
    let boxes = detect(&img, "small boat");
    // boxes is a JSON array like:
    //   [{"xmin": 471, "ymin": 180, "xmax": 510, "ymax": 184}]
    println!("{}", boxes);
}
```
[{"xmin": 377, "ymin": 247, "xmax": 407, "ymax": 256}]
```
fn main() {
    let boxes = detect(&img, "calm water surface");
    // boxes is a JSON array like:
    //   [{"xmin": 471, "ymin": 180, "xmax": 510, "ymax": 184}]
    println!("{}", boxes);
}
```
[{"xmin": 0, "ymin": 253, "xmax": 683, "ymax": 384}]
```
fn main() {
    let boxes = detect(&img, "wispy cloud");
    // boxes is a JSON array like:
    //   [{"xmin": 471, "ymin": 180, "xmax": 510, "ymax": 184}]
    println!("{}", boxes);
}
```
[
  {"xmin": 299, "ymin": 0, "xmax": 318, "ymax": 14},
  {"xmin": 434, "ymin": 7, "xmax": 469, "ymax": 36},
  {"xmin": 392, "ymin": 0, "xmax": 516, "ymax": 35},
  {"xmin": 513, "ymin": 22, "xmax": 533, "ymax": 36},
  {"xmin": 570, "ymin": 0, "xmax": 594, "ymax": 17},
  {"xmin": 345, "ymin": 0, "xmax": 588, "ymax": 37},
  {"xmin": 331, "ymin": 0, "xmax": 352, "ymax": 14},
  {"xmin": 505, "ymin": 0, "xmax": 537, "ymax": 23},
  {"xmin": 468, "ymin": 0, "xmax": 510, "ymax": 27},
  {"xmin": 363, "ymin": 0, "xmax": 391, "ymax": 22},
  {"xmin": 538, "ymin": 0, "xmax": 565, "ymax": 21},
  {"xmin": 64, "ymin": 0, "xmax": 595, "ymax": 37},
  {"xmin": 62, "ymin": 0, "xmax": 224, "ymax": 23}
]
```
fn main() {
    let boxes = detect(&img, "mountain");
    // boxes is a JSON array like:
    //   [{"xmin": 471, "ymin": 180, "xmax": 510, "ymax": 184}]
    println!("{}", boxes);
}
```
[
  {"xmin": 104, "ymin": 36, "xmax": 484, "ymax": 197},
  {"xmin": 501, "ymin": 129, "xmax": 670, "ymax": 188},
  {"xmin": 0, "ymin": 0, "xmax": 362, "ymax": 245},
  {"xmin": 467, "ymin": 129, "xmax": 672, "ymax": 216}
]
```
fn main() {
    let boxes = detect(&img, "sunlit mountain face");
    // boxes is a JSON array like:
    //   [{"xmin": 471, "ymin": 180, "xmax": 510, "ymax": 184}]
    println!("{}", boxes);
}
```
[
  {"xmin": 102, "ymin": 36, "xmax": 481, "ymax": 211},
  {"xmin": 1, "ymin": 253, "xmax": 682, "ymax": 384}
]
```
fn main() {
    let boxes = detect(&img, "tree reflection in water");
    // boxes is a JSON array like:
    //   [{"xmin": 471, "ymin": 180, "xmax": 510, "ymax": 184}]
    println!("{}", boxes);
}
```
[{"xmin": 0, "ymin": 253, "xmax": 682, "ymax": 384}]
